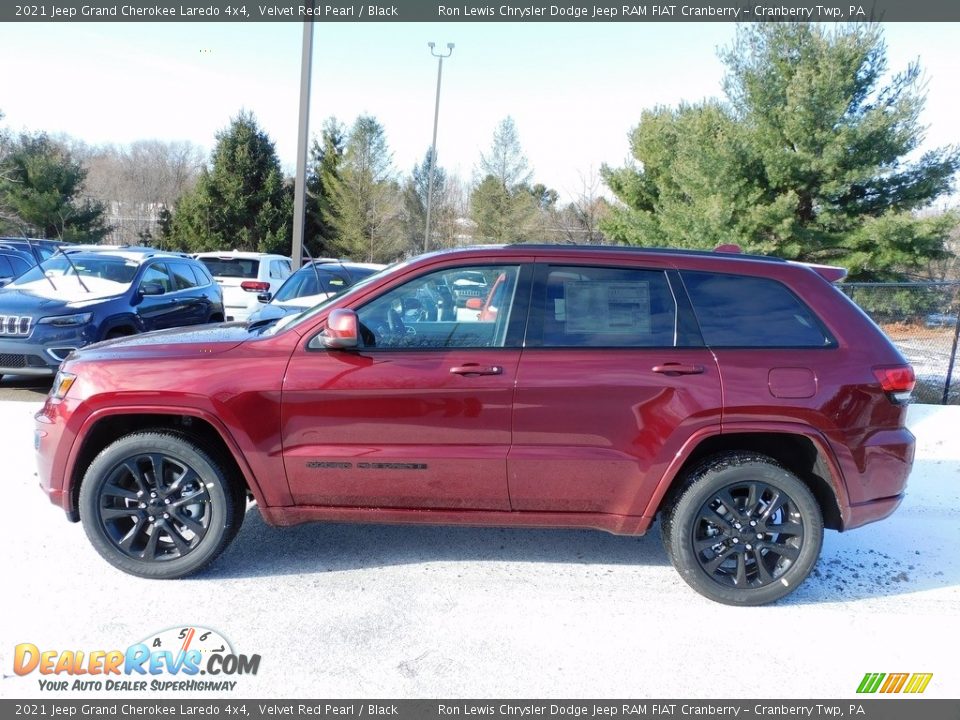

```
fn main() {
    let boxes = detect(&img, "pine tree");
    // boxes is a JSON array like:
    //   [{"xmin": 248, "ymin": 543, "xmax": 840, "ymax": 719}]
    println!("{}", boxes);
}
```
[
  {"xmin": 172, "ymin": 111, "xmax": 292, "ymax": 254},
  {"xmin": 304, "ymin": 117, "xmax": 345, "ymax": 259},
  {"xmin": 602, "ymin": 24, "xmax": 959, "ymax": 280},
  {"xmin": 324, "ymin": 115, "xmax": 403, "ymax": 263},
  {"xmin": 0, "ymin": 132, "xmax": 109, "ymax": 241},
  {"xmin": 470, "ymin": 117, "xmax": 540, "ymax": 243}
]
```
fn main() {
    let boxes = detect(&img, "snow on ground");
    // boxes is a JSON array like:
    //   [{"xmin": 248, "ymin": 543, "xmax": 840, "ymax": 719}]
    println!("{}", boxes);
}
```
[{"xmin": 1, "ymin": 401, "xmax": 958, "ymax": 699}]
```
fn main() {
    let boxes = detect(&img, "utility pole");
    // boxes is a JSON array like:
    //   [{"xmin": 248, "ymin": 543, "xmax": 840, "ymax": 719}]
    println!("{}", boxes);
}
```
[
  {"xmin": 424, "ymin": 41, "xmax": 454, "ymax": 253},
  {"xmin": 291, "ymin": 8, "xmax": 315, "ymax": 270}
]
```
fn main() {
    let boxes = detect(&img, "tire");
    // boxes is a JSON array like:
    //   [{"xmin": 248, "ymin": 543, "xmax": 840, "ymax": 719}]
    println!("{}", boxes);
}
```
[
  {"xmin": 79, "ymin": 432, "xmax": 245, "ymax": 579},
  {"xmin": 104, "ymin": 327, "xmax": 134, "ymax": 340},
  {"xmin": 661, "ymin": 453, "xmax": 823, "ymax": 606}
]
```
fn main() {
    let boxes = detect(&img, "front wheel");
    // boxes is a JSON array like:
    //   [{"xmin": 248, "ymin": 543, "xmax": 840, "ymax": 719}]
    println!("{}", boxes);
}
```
[
  {"xmin": 661, "ymin": 453, "xmax": 823, "ymax": 606},
  {"xmin": 79, "ymin": 432, "xmax": 245, "ymax": 578}
]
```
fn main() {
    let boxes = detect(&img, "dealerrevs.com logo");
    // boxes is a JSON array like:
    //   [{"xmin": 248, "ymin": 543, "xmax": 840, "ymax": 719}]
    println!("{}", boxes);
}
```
[{"xmin": 13, "ymin": 626, "xmax": 260, "ymax": 693}]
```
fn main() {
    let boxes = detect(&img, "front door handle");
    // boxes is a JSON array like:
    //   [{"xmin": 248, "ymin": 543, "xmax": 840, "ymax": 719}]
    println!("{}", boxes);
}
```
[
  {"xmin": 450, "ymin": 364, "xmax": 503, "ymax": 376},
  {"xmin": 651, "ymin": 363, "xmax": 705, "ymax": 375}
]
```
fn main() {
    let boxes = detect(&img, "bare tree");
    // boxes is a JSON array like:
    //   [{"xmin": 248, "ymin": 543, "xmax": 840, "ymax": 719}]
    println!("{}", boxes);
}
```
[
  {"xmin": 549, "ymin": 168, "xmax": 612, "ymax": 245},
  {"xmin": 83, "ymin": 140, "xmax": 204, "ymax": 245}
]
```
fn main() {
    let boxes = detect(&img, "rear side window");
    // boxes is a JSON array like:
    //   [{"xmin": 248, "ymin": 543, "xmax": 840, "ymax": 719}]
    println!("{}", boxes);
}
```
[
  {"xmin": 199, "ymin": 258, "xmax": 260, "ymax": 279},
  {"xmin": 539, "ymin": 266, "xmax": 677, "ymax": 348},
  {"xmin": 681, "ymin": 271, "xmax": 834, "ymax": 348},
  {"xmin": 169, "ymin": 262, "xmax": 199, "ymax": 291}
]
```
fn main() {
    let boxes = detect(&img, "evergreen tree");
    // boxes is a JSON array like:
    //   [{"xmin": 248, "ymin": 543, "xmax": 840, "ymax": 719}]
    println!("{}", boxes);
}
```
[
  {"xmin": 304, "ymin": 117, "xmax": 345, "ymax": 259},
  {"xmin": 602, "ymin": 24, "xmax": 959, "ymax": 280},
  {"xmin": 324, "ymin": 115, "xmax": 403, "ymax": 263},
  {"xmin": 402, "ymin": 148, "xmax": 458, "ymax": 253},
  {"xmin": 0, "ymin": 132, "xmax": 109, "ymax": 241},
  {"xmin": 470, "ymin": 117, "xmax": 540, "ymax": 243},
  {"xmin": 172, "ymin": 111, "xmax": 292, "ymax": 254}
]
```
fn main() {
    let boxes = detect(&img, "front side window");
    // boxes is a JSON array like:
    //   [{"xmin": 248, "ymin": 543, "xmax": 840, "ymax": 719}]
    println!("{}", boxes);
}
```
[
  {"xmin": 140, "ymin": 263, "xmax": 173, "ymax": 293},
  {"xmin": 681, "ymin": 271, "xmax": 834, "ymax": 348},
  {"xmin": 537, "ymin": 265, "xmax": 678, "ymax": 348},
  {"xmin": 355, "ymin": 265, "xmax": 522, "ymax": 349}
]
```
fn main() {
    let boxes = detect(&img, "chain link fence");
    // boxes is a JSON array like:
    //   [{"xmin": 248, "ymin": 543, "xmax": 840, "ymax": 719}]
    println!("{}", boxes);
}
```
[{"xmin": 839, "ymin": 282, "xmax": 960, "ymax": 405}]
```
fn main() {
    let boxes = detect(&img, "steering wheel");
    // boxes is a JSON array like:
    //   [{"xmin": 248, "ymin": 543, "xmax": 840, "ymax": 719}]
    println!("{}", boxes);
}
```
[{"xmin": 386, "ymin": 307, "xmax": 405, "ymax": 335}]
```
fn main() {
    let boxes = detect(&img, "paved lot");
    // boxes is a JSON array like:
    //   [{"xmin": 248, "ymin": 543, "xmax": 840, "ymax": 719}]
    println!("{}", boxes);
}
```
[
  {"xmin": 0, "ymin": 374, "xmax": 51, "ymax": 402},
  {"xmin": 2, "ymin": 400, "xmax": 958, "ymax": 699}
]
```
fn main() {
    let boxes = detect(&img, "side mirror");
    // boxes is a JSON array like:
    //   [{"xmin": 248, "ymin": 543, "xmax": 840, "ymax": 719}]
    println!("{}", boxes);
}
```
[
  {"xmin": 257, "ymin": 292, "xmax": 272, "ymax": 303},
  {"xmin": 322, "ymin": 308, "xmax": 359, "ymax": 350},
  {"xmin": 139, "ymin": 281, "xmax": 165, "ymax": 296},
  {"xmin": 465, "ymin": 297, "xmax": 484, "ymax": 311}
]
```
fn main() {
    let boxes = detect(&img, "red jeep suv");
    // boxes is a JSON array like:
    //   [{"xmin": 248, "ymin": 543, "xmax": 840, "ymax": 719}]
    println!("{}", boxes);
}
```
[{"xmin": 34, "ymin": 245, "xmax": 915, "ymax": 605}]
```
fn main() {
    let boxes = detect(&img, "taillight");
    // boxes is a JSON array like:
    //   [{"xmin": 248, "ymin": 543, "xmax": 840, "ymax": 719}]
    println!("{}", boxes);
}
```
[
  {"xmin": 241, "ymin": 281, "xmax": 270, "ymax": 292},
  {"xmin": 873, "ymin": 365, "xmax": 915, "ymax": 404}
]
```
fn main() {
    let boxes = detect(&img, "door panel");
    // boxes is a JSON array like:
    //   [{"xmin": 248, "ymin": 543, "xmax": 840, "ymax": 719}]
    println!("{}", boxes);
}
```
[
  {"xmin": 508, "ymin": 263, "xmax": 722, "ymax": 516},
  {"xmin": 509, "ymin": 348, "xmax": 721, "ymax": 515},
  {"xmin": 281, "ymin": 261, "xmax": 532, "ymax": 511},
  {"xmin": 282, "ymin": 349, "xmax": 519, "ymax": 509}
]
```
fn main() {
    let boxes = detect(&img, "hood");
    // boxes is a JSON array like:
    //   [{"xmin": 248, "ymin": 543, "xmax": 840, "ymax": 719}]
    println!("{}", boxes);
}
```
[
  {"xmin": 70, "ymin": 323, "xmax": 251, "ymax": 363},
  {"xmin": 5, "ymin": 277, "xmax": 129, "ymax": 305},
  {"xmin": 0, "ymin": 287, "xmax": 84, "ymax": 315}
]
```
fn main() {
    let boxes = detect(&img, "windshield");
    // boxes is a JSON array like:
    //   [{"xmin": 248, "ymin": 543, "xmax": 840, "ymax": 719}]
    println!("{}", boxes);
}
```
[
  {"xmin": 274, "ymin": 267, "xmax": 348, "ymax": 302},
  {"xmin": 260, "ymin": 262, "xmax": 398, "ymax": 336},
  {"xmin": 273, "ymin": 265, "xmax": 380, "ymax": 303},
  {"xmin": 12, "ymin": 254, "xmax": 139, "ymax": 289}
]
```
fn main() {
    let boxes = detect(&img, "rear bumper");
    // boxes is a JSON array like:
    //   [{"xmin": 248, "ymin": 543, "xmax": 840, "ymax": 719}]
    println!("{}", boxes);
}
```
[
  {"xmin": 840, "ymin": 426, "xmax": 915, "ymax": 530},
  {"xmin": 843, "ymin": 494, "xmax": 904, "ymax": 531}
]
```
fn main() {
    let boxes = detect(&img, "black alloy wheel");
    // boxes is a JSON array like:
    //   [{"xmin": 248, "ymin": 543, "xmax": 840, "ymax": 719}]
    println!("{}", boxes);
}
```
[
  {"xmin": 662, "ymin": 453, "xmax": 823, "ymax": 606},
  {"xmin": 691, "ymin": 479, "xmax": 805, "ymax": 590},
  {"xmin": 79, "ymin": 432, "xmax": 245, "ymax": 579},
  {"xmin": 97, "ymin": 452, "xmax": 211, "ymax": 562}
]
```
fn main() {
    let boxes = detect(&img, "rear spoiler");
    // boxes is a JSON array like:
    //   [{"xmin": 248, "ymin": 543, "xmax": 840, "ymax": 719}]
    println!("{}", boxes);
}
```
[
  {"xmin": 794, "ymin": 261, "xmax": 848, "ymax": 283},
  {"xmin": 713, "ymin": 243, "xmax": 847, "ymax": 282}
]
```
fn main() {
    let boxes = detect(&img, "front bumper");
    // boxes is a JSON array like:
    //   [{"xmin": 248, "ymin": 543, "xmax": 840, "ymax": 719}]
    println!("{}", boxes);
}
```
[{"xmin": 0, "ymin": 324, "xmax": 98, "ymax": 375}]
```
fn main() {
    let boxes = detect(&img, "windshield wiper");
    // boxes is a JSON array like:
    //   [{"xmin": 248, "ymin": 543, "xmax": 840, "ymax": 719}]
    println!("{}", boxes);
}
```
[
  {"xmin": 26, "ymin": 238, "xmax": 58, "ymax": 292},
  {"xmin": 59, "ymin": 250, "xmax": 90, "ymax": 293}
]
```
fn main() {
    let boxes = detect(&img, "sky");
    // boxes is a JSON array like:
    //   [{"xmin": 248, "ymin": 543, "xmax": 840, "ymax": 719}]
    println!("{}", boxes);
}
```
[{"xmin": 0, "ymin": 21, "xmax": 958, "ymax": 202}]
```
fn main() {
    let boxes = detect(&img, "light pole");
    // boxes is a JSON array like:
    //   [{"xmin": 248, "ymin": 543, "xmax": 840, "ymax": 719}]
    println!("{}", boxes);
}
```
[
  {"xmin": 424, "ymin": 41, "xmax": 454, "ymax": 253},
  {"xmin": 291, "ymin": 9, "xmax": 315, "ymax": 270}
]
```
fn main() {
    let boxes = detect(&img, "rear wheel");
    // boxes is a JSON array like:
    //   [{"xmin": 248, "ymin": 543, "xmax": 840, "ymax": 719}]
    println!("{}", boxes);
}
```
[
  {"xmin": 661, "ymin": 453, "xmax": 823, "ymax": 605},
  {"xmin": 79, "ymin": 432, "xmax": 245, "ymax": 578}
]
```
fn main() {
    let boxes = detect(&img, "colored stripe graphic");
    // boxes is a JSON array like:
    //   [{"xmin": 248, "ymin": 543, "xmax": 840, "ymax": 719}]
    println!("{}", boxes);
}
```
[
  {"xmin": 880, "ymin": 673, "xmax": 909, "ymax": 693},
  {"xmin": 904, "ymin": 673, "xmax": 934, "ymax": 694},
  {"xmin": 857, "ymin": 673, "xmax": 885, "ymax": 693},
  {"xmin": 857, "ymin": 672, "xmax": 932, "ymax": 693}
]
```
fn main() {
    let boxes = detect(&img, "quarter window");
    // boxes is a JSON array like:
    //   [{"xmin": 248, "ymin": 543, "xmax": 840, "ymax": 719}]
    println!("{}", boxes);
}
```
[
  {"xmin": 681, "ymin": 271, "xmax": 834, "ymax": 348},
  {"xmin": 538, "ymin": 266, "xmax": 677, "ymax": 348}
]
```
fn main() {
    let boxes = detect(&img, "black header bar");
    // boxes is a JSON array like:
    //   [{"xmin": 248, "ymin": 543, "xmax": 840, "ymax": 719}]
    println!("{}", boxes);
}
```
[{"xmin": 3, "ymin": 0, "xmax": 960, "ymax": 22}]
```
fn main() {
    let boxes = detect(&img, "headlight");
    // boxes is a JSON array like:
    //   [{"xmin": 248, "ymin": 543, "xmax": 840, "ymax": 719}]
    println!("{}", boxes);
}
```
[
  {"xmin": 38, "ymin": 313, "xmax": 93, "ymax": 327},
  {"xmin": 51, "ymin": 370, "xmax": 77, "ymax": 400}
]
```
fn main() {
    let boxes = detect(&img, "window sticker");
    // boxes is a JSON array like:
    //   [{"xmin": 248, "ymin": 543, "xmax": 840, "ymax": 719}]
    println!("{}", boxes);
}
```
[{"xmin": 564, "ymin": 281, "xmax": 651, "ymax": 334}]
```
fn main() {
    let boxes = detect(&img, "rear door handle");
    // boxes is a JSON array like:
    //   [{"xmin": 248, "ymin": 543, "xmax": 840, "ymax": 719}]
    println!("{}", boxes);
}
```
[
  {"xmin": 450, "ymin": 364, "xmax": 503, "ymax": 376},
  {"xmin": 651, "ymin": 363, "xmax": 705, "ymax": 375}
]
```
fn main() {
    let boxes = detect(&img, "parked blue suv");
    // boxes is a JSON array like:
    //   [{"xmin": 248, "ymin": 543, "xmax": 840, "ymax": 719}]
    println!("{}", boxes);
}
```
[{"xmin": 0, "ymin": 248, "xmax": 224, "ymax": 378}]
